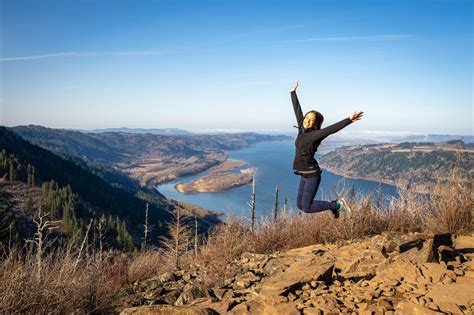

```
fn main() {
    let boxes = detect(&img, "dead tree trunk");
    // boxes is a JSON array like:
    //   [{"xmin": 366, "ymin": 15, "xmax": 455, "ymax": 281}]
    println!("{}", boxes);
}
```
[{"xmin": 273, "ymin": 185, "xmax": 279, "ymax": 224}]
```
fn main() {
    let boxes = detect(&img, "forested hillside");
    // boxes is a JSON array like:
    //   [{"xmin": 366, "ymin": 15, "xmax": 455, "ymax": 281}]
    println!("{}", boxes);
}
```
[
  {"xmin": 0, "ymin": 127, "xmax": 176, "ymax": 248},
  {"xmin": 319, "ymin": 141, "xmax": 473, "ymax": 192}
]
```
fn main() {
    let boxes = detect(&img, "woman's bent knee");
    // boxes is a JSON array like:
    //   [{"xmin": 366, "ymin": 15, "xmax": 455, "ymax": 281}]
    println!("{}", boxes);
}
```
[{"xmin": 301, "ymin": 205, "xmax": 312, "ymax": 213}]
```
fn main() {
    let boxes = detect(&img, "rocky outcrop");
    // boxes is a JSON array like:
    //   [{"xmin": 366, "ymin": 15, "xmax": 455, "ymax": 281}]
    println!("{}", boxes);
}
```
[{"xmin": 120, "ymin": 232, "xmax": 474, "ymax": 314}]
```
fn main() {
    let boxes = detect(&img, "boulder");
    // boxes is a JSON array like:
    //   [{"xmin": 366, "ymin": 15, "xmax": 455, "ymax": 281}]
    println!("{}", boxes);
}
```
[
  {"xmin": 419, "ymin": 263, "xmax": 446, "ymax": 283},
  {"xmin": 454, "ymin": 234, "xmax": 474, "ymax": 260},
  {"xmin": 233, "ymin": 271, "xmax": 260, "ymax": 289},
  {"xmin": 425, "ymin": 283, "xmax": 474, "ymax": 313},
  {"xmin": 158, "ymin": 271, "xmax": 176, "ymax": 283},
  {"xmin": 395, "ymin": 301, "xmax": 442, "ymax": 314},
  {"xmin": 175, "ymin": 283, "xmax": 210, "ymax": 306},
  {"xmin": 374, "ymin": 259, "xmax": 419, "ymax": 284}
]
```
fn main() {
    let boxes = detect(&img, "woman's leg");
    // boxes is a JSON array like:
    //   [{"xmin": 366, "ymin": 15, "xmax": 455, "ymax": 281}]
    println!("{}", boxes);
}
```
[
  {"xmin": 300, "ymin": 172, "xmax": 337, "ymax": 213},
  {"xmin": 296, "ymin": 176, "xmax": 305, "ymax": 210}
]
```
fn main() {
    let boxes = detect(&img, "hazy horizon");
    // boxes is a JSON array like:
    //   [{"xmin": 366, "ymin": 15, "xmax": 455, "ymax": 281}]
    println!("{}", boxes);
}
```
[
  {"xmin": 1, "ymin": 0, "xmax": 472, "ymax": 135},
  {"xmin": 4, "ymin": 123, "xmax": 473, "ymax": 140}
]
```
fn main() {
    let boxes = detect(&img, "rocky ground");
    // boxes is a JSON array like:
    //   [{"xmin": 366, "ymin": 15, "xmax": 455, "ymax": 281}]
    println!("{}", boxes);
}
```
[{"xmin": 118, "ymin": 232, "xmax": 474, "ymax": 314}]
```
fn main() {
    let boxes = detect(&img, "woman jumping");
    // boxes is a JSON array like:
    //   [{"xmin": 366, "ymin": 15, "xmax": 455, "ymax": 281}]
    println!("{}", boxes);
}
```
[{"xmin": 291, "ymin": 81, "xmax": 363, "ymax": 218}]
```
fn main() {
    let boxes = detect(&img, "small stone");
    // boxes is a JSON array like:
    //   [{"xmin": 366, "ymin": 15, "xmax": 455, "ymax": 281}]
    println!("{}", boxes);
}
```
[
  {"xmin": 357, "ymin": 303, "xmax": 369, "ymax": 311},
  {"xmin": 383, "ymin": 291, "xmax": 395, "ymax": 297},
  {"xmin": 303, "ymin": 308, "xmax": 323, "ymax": 315},
  {"xmin": 363, "ymin": 292, "xmax": 373, "ymax": 301},
  {"xmin": 302, "ymin": 284, "xmax": 311, "ymax": 291},
  {"xmin": 445, "ymin": 270, "xmax": 457, "ymax": 280},
  {"xmin": 442, "ymin": 277, "xmax": 453, "ymax": 284},
  {"xmin": 301, "ymin": 291, "xmax": 311, "ymax": 300},
  {"xmin": 182, "ymin": 273, "xmax": 191, "ymax": 281},
  {"xmin": 413, "ymin": 287, "xmax": 428, "ymax": 295},
  {"xmin": 377, "ymin": 299, "xmax": 393, "ymax": 310},
  {"xmin": 343, "ymin": 300, "xmax": 356, "ymax": 309},
  {"xmin": 288, "ymin": 293, "xmax": 297, "ymax": 302},
  {"xmin": 371, "ymin": 289, "xmax": 382, "ymax": 298},
  {"xmin": 296, "ymin": 302, "xmax": 306, "ymax": 310},
  {"xmin": 158, "ymin": 271, "xmax": 176, "ymax": 283},
  {"xmin": 212, "ymin": 288, "xmax": 228, "ymax": 300}
]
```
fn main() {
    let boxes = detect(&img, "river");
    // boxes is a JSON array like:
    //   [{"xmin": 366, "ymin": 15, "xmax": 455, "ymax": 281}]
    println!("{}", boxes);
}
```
[{"xmin": 156, "ymin": 141, "xmax": 398, "ymax": 219}]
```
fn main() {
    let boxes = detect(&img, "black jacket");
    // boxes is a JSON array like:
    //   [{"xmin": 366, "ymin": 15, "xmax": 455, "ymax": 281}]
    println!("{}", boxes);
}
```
[{"xmin": 291, "ymin": 91, "xmax": 352, "ymax": 176}]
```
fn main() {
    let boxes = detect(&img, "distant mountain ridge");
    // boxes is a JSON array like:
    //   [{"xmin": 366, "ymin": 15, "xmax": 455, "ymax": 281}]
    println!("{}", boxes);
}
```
[
  {"xmin": 9, "ymin": 124, "xmax": 292, "ymax": 189},
  {"xmin": 82, "ymin": 127, "xmax": 192, "ymax": 135},
  {"xmin": 11, "ymin": 125, "xmax": 292, "ymax": 164},
  {"xmin": 398, "ymin": 134, "xmax": 474, "ymax": 143}
]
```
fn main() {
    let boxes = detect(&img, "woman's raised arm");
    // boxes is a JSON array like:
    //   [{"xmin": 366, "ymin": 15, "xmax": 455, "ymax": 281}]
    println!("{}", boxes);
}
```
[
  {"xmin": 312, "ymin": 111, "xmax": 364, "ymax": 141},
  {"xmin": 290, "ymin": 81, "xmax": 304, "ymax": 127}
]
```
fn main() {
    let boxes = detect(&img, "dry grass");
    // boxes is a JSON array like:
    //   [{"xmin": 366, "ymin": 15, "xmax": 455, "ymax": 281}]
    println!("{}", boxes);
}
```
[
  {"xmin": 127, "ymin": 249, "xmax": 168, "ymax": 283},
  {"xmin": 0, "ymin": 246, "xmax": 121, "ymax": 313},
  {"xmin": 0, "ymin": 170, "xmax": 471, "ymax": 311},
  {"xmin": 191, "ymin": 171, "xmax": 472, "ymax": 287}
]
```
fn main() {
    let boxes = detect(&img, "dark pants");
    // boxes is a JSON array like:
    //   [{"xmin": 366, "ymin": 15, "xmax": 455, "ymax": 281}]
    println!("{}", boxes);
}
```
[{"xmin": 297, "ymin": 170, "xmax": 336, "ymax": 213}]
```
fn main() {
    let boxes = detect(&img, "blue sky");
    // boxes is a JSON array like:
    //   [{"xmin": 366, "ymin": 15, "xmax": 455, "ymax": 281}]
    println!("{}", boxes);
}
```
[{"xmin": 0, "ymin": 0, "xmax": 472, "ymax": 135}]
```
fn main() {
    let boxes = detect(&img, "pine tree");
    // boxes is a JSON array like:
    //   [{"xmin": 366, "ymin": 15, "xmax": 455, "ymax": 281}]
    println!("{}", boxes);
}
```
[
  {"xmin": 27, "ymin": 164, "xmax": 32, "ymax": 186},
  {"xmin": 31, "ymin": 165, "xmax": 36, "ymax": 186},
  {"xmin": 159, "ymin": 209, "xmax": 192, "ymax": 270},
  {"xmin": 120, "ymin": 220, "xmax": 134, "ymax": 251},
  {"xmin": 9, "ymin": 161, "xmax": 15, "ymax": 182},
  {"xmin": 25, "ymin": 196, "xmax": 34, "ymax": 213}
]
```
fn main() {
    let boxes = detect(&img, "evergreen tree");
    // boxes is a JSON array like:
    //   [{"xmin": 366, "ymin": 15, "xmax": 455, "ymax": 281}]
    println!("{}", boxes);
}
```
[
  {"xmin": 31, "ymin": 166, "xmax": 35, "ymax": 186},
  {"xmin": 25, "ymin": 196, "xmax": 34, "ymax": 213},
  {"xmin": 9, "ymin": 161, "xmax": 15, "ymax": 182},
  {"xmin": 27, "ymin": 164, "xmax": 32, "ymax": 186}
]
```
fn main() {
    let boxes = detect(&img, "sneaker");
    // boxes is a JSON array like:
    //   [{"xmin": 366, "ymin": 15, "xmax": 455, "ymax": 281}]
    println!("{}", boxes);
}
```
[
  {"xmin": 338, "ymin": 197, "xmax": 352, "ymax": 217},
  {"xmin": 332, "ymin": 200, "xmax": 341, "ymax": 219}
]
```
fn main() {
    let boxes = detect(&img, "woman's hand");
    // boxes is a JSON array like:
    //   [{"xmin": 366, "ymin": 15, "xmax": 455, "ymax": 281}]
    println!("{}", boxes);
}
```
[
  {"xmin": 291, "ymin": 81, "xmax": 299, "ymax": 92},
  {"xmin": 350, "ymin": 111, "xmax": 364, "ymax": 122}
]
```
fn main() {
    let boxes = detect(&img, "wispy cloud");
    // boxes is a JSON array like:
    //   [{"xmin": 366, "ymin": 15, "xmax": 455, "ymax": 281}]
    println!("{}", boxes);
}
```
[
  {"xmin": 0, "ymin": 50, "xmax": 174, "ymax": 62},
  {"xmin": 282, "ymin": 34, "xmax": 413, "ymax": 43},
  {"xmin": 0, "ymin": 52, "xmax": 77, "ymax": 61}
]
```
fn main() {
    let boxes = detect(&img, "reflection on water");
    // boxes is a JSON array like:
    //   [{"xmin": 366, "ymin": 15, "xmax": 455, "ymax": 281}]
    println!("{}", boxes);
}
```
[{"xmin": 156, "ymin": 141, "xmax": 398, "ymax": 218}]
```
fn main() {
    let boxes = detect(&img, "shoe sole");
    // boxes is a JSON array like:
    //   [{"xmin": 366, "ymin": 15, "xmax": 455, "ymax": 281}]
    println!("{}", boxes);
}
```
[{"xmin": 339, "ymin": 197, "xmax": 352, "ymax": 217}]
